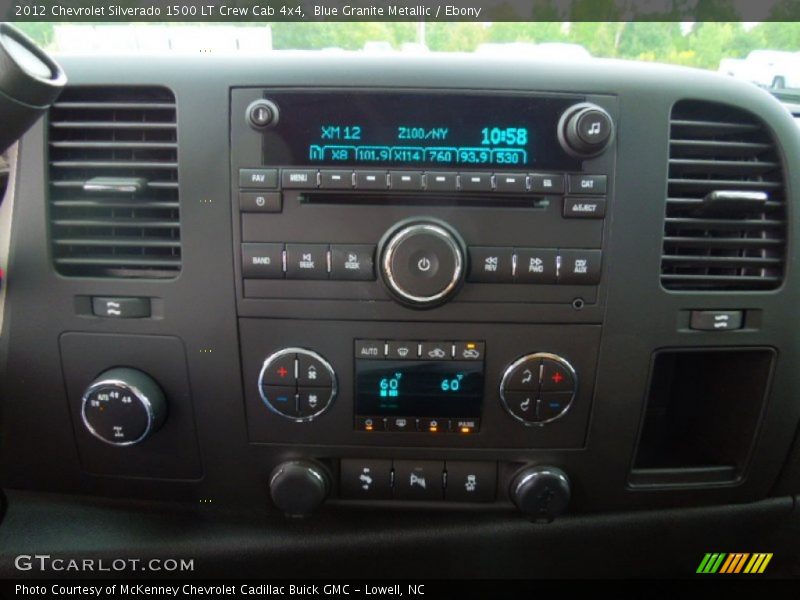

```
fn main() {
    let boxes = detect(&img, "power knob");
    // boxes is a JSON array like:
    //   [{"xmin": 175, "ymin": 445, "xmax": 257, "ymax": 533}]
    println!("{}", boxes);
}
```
[
  {"xmin": 81, "ymin": 368, "xmax": 167, "ymax": 446},
  {"xmin": 269, "ymin": 460, "xmax": 330, "ymax": 517},
  {"xmin": 246, "ymin": 98, "xmax": 279, "ymax": 129},
  {"xmin": 379, "ymin": 219, "xmax": 466, "ymax": 309},
  {"xmin": 510, "ymin": 466, "xmax": 571, "ymax": 521},
  {"xmin": 558, "ymin": 103, "xmax": 614, "ymax": 158}
]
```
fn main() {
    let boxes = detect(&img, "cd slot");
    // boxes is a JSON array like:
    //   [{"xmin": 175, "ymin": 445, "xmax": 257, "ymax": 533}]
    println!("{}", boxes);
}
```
[{"xmin": 299, "ymin": 191, "xmax": 552, "ymax": 208}]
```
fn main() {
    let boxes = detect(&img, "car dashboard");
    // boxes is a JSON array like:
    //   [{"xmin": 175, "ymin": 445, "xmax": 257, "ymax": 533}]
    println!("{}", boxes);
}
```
[{"xmin": 1, "ymin": 52, "xmax": 799, "ymax": 578}]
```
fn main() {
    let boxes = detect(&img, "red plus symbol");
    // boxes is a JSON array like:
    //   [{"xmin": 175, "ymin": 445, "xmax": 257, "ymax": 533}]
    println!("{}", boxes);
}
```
[
  {"xmin": 277, "ymin": 366, "xmax": 288, "ymax": 378},
  {"xmin": 551, "ymin": 372, "xmax": 564, "ymax": 384}
]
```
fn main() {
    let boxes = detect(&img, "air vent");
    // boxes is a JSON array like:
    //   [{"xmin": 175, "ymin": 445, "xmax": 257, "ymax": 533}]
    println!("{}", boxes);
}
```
[
  {"xmin": 48, "ymin": 86, "xmax": 180, "ymax": 278},
  {"xmin": 661, "ymin": 100, "xmax": 786, "ymax": 290}
]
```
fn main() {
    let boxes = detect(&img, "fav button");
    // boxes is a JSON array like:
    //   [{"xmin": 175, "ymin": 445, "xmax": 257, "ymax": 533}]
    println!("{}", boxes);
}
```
[{"xmin": 239, "ymin": 168, "xmax": 278, "ymax": 189}]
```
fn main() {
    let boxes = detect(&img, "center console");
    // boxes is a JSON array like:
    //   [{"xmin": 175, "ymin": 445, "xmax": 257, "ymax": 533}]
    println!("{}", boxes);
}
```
[{"xmin": 227, "ymin": 88, "xmax": 616, "ymax": 514}]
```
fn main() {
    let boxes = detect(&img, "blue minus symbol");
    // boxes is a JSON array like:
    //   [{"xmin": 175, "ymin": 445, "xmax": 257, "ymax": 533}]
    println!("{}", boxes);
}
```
[
  {"xmin": 276, "ymin": 395, "xmax": 289, "ymax": 403},
  {"xmin": 549, "ymin": 402, "xmax": 562, "ymax": 409}
]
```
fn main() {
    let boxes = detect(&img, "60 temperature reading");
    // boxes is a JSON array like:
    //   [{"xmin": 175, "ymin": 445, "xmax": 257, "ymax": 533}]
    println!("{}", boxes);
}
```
[
  {"xmin": 440, "ymin": 373, "xmax": 464, "ymax": 392},
  {"xmin": 379, "ymin": 373, "xmax": 402, "ymax": 398}
]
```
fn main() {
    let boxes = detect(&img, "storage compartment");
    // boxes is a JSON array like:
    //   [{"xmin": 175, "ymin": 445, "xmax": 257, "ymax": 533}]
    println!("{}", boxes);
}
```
[{"xmin": 630, "ymin": 348, "xmax": 775, "ymax": 487}]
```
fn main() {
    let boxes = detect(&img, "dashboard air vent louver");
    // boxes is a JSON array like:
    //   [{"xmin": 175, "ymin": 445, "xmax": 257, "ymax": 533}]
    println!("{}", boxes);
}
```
[
  {"xmin": 48, "ymin": 86, "xmax": 180, "ymax": 278},
  {"xmin": 661, "ymin": 100, "xmax": 786, "ymax": 290}
]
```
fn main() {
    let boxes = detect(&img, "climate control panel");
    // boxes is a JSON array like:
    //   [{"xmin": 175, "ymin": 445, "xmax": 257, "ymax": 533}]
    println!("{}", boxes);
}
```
[{"xmin": 258, "ymin": 348, "xmax": 337, "ymax": 421}]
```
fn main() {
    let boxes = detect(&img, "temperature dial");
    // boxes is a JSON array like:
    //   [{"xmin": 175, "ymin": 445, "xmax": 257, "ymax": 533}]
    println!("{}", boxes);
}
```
[
  {"xmin": 81, "ymin": 368, "xmax": 167, "ymax": 446},
  {"xmin": 499, "ymin": 353, "xmax": 577, "ymax": 425}
]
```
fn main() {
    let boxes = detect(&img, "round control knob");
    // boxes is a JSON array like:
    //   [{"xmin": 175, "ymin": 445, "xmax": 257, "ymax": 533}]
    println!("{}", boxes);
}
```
[
  {"xmin": 510, "ymin": 466, "xmax": 571, "ymax": 521},
  {"xmin": 81, "ymin": 368, "xmax": 167, "ymax": 446},
  {"xmin": 258, "ymin": 348, "xmax": 337, "ymax": 422},
  {"xmin": 380, "ymin": 220, "xmax": 466, "ymax": 308},
  {"xmin": 558, "ymin": 103, "xmax": 614, "ymax": 158},
  {"xmin": 246, "ymin": 98, "xmax": 279, "ymax": 129},
  {"xmin": 269, "ymin": 460, "xmax": 330, "ymax": 517},
  {"xmin": 499, "ymin": 353, "xmax": 577, "ymax": 425}
]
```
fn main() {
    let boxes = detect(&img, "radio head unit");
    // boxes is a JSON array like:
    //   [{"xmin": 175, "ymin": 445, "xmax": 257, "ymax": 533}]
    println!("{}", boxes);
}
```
[{"xmin": 253, "ymin": 91, "xmax": 586, "ymax": 170}]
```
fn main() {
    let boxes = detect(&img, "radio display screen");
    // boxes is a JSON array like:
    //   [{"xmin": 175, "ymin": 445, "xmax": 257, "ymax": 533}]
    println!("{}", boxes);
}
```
[
  {"xmin": 261, "ymin": 91, "xmax": 581, "ymax": 170},
  {"xmin": 355, "ymin": 360, "xmax": 484, "ymax": 418}
]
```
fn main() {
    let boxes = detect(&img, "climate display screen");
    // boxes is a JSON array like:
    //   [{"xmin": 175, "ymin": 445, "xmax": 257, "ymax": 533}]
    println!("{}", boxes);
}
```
[
  {"xmin": 355, "ymin": 360, "xmax": 484, "ymax": 418},
  {"xmin": 261, "ymin": 92, "xmax": 582, "ymax": 170}
]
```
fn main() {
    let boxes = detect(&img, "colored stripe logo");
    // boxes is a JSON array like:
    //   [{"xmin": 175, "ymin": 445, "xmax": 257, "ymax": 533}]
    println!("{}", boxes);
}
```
[{"xmin": 697, "ymin": 553, "xmax": 773, "ymax": 574}]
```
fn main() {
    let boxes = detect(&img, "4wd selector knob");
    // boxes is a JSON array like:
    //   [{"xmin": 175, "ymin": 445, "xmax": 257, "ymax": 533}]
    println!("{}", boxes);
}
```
[
  {"xmin": 380, "ymin": 220, "xmax": 465, "ymax": 308},
  {"xmin": 558, "ymin": 102, "xmax": 614, "ymax": 158},
  {"xmin": 81, "ymin": 368, "xmax": 167, "ymax": 446}
]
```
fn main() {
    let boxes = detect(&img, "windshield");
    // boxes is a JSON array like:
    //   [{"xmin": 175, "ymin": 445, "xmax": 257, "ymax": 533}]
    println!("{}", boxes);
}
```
[{"xmin": 14, "ymin": 22, "xmax": 800, "ymax": 93}]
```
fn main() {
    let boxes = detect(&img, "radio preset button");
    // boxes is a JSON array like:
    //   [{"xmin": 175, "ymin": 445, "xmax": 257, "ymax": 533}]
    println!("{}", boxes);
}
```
[
  {"xmin": 330, "ymin": 244, "xmax": 375, "ymax": 281},
  {"xmin": 355, "ymin": 340, "xmax": 384, "ymax": 359},
  {"xmin": 568, "ymin": 174, "xmax": 607, "ymax": 195},
  {"xmin": 564, "ymin": 197, "xmax": 606, "ymax": 218},
  {"xmin": 468, "ymin": 246, "xmax": 514, "ymax": 283},
  {"xmin": 320, "ymin": 170, "xmax": 353, "ymax": 189},
  {"xmin": 389, "ymin": 171, "xmax": 424, "ymax": 190},
  {"xmin": 514, "ymin": 248, "xmax": 558, "ymax": 284},
  {"xmin": 240, "ymin": 168, "xmax": 278, "ymax": 189},
  {"xmin": 281, "ymin": 169, "xmax": 318, "ymax": 188},
  {"xmin": 495, "ymin": 173, "xmax": 527, "ymax": 193},
  {"xmin": 558, "ymin": 249, "xmax": 602, "ymax": 285},
  {"xmin": 445, "ymin": 461, "xmax": 497, "ymax": 503},
  {"xmin": 387, "ymin": 340, "xmax": 418, "ymax": 360},
  {"xmin": 241, "ymin": 243, "xmax": 284, "ymax": 279},
  {"xmin": 355, "ymin": 170, "xmax": 388, "ymax": 189},
  {"xmin": 285, "ymin": 244, "xmax": 329, "ymax": 280},
  {"xmin": 340, "ymin": 459, "xmax": 393, "ymax": 500},
  {"xmin": 459, "ymin": 172, "xmax": 493, "ymax": 192},
  {"xmin": 529, "ymin": 173, "xmax": 565, "ymax": 194},
  {"xmin": 394, "ymin": 460, "xmax": 444, "ymax": 500},
  {"xmin": 420, "ymin": 341, "xmax": 452, "ymax": 360},
  {"xmin": 425, "ymin": 172, "xmax": 458, "ymax": 191}
]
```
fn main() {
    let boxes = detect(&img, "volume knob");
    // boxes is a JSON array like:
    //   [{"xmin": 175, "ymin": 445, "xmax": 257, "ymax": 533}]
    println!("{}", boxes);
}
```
[{"xmin": 380, "ymin": 219, "xmax": 466, "ymax": 309}]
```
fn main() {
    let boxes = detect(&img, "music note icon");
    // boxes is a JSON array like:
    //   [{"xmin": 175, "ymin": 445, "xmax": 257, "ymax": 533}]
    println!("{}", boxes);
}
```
[{"xmin": 588, "ymin": 122, "xmax": 602, "ymax": 135}]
